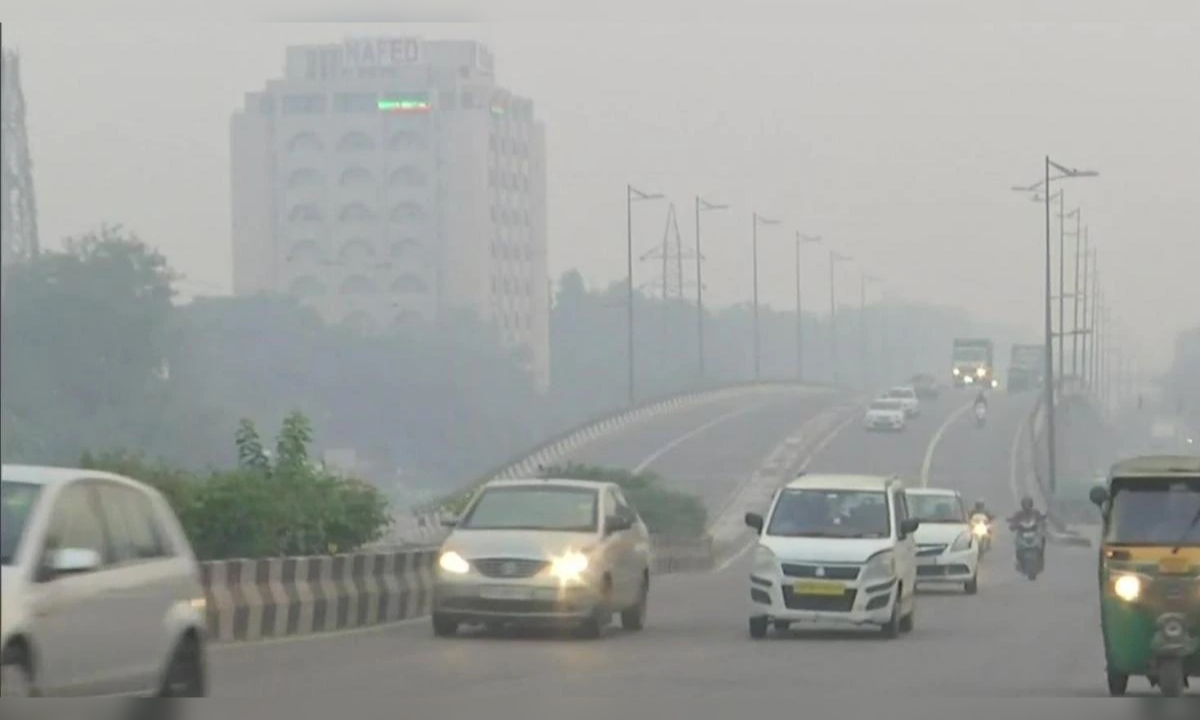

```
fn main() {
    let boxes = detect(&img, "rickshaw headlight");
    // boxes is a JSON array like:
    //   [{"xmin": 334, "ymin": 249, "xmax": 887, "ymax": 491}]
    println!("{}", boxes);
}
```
[{"xmin": 1113, "ymin": 574, "xmax": 1141, "ymax": 602}]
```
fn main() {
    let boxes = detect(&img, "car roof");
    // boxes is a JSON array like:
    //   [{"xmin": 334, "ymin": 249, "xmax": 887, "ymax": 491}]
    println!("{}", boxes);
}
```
[
  {"xmin": 784, "ymin": 473, "xmax": 901, "ymax": 492},
  {"xmin": 906, "ymin": 488, "xmax": 961, "ymax": 498},
  {"xmin": 1109, "ymin": 455, "xmax": 1200, "ymax": 478},
  {"xmin": 1, "ymin": 463, "xmax": 140, "ymax": 488},
  {"xmin": 888, "ymin": 386, "xmax": 916, "ymax": 393},
  {"xmin": 483, "ymin": 477, "xmax": 611, "ymax": 491}
]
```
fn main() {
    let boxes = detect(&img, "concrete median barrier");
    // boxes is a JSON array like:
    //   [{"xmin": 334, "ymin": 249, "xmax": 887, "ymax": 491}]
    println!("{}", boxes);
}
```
[{"xmin": 201, "ymin": 536, "xmax": 714, "ymax": 644}]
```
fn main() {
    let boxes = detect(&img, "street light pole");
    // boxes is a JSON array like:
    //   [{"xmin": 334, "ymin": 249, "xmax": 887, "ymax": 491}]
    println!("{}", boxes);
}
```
[
  {"xmin": 695, "ymin": 196, "xmax": 728, "ymax": 385},
  {"xmin": 1072, "ymin": 216, "xmax": 1083, "ymax": 378},
  {"xmin": 1079, "ymin": 241, "xmax": 1092, "ymax": 386},
  {"xmin": 626, "ymin": 184, "xmax": 664, "ymax": 407},
  {"xmin": 752, "ymin": 213, "xmax": 780, "ymax": 381},
  {"xmin": 794, "ymin": 233, "xmax": 822, "ymax": 382},
  {"xmin": 1058, "ymin": 192, "xmax": 1067, "ymax": 384}
]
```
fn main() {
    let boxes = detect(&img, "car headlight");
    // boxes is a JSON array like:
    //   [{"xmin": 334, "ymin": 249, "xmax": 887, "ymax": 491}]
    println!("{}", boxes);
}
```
[
  {"xmin": 953, "ymin": 367, "xmax": 961, "ymax": 376},
  {"xmin": 949, "ymin": 531, "xmax": 973, "ymax": 552},
  {"xmin": 861, "ymin": 550, "xmax": 895, "ymax": 582},
  {"xmin": 438, "ymin": 551, "xmax": 470, "ymax": 575},
  {"xmin": 549, "ymin": 551, "xmax": 589, "ymax": 583},
  {"xmin": 976, "ymin": 367, "xmax": 987, "ymax": 377},
  {"xmin": 1113, "ymin": 574, "xmax": 1141, "ymax": 602},
  {"xmin": 752, "ymin": 545, "xmax": 777, "ymax": 575},
  {"xmin": 971, "ymin": 522, "xmax": 989, "ymax": 537}
]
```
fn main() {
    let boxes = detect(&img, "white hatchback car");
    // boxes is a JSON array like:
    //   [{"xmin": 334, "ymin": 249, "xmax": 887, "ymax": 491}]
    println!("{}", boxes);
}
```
[
  {"xmin": 744, "ymin": 474, "xmax": 920, "ymax": 639},
  {"xmin": 904, "ymin": 488, "xmax": 980, "ymax": 594},
  {"xmin": 884, "ymin": 386, "xmax": 921, "ymax": 417},
  {"xmin": 1, "ymin": 465, "xmax": 208, "ymax": 697},
  {"xmin": 864, "ymin": 398, "xmax": 907, "ymax": 432}
]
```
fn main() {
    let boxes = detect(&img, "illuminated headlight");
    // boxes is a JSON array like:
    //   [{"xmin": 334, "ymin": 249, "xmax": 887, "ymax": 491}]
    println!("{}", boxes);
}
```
[
  {"xmin": 991, "ymin": 379, "xmax": 999, "ymax": 388},
  {"xmin": 549, "ymin": 551, "xmax": 589, "ymax": 583},
  {"xmin": 1113, "ymin": 574, "xmax": 1141, "ymax": 602},
  {"xmin": 949, "ymin": 531, "xmax": 973, "ymax": 552},
  {"xmin": 964, "ymin": 376, "xmax": 974, "ymax": 384},
  {"xmin": 976, "ymin": 367, "xmax": 987, "ymax": 377},
  {"xmin": 752, "ymin": 545, "xmax": 777, "ymax": 575},
  {"xmin": 438, "ymin": 551, "xmax": 470, "ymax": 575},
  {"xmin": 971, "ymin": 522, "xmax": 989, "ymax": 537},
  {"xmin": 861, "ymin": 550, "xmax": 895, "ymax": 582},
  {"xmin": 952, "ymin": 368, "xmax": 961, "ymax": 376}
]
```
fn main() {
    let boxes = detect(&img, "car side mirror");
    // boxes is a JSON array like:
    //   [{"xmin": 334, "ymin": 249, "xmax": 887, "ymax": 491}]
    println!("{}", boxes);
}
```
[
  {"xmin": 898, "ymin": 518, "xmax": 920, "ymax": 537},
  {"xmin": 1089, "ymin": 486, "xmax": 1110, "ymax": 508},
  {"xmin": 606, "ymin": 515, "xmax": 633, "ymax": 535},
  {"xmin": 48, "ymin": 548, "xmax": 102, "ymax": 576},
  {"xmin": 744, "ymin": 512, "xmax": 764, "ymax": 534}
]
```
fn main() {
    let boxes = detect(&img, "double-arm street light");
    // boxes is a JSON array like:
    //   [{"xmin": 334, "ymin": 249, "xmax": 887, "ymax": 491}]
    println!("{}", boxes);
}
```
[
  {"xmin": 1012, "ymin": 158, "xmax": 1098, "ymax": 496},
  {"xmin": 829, "ymin": 250, "xmax": 854, "ymax": 385},
  {"xmin": 752, "ymin": 213, "xmax": 781, "ymax": 380},
  {"xmin": 795, "ymin": 233, "xmax": 823, "ymax": 382},
  {"xmin": 627, "ymin": 184, "xmax": 664, "ymax": 406},
  {"xmin": 695, "ymin": 196, "xmax": 729, "ymax": 384}
]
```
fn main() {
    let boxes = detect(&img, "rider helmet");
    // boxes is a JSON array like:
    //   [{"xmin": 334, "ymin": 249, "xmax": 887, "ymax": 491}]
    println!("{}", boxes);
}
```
[{"xmin": 1020, "ymin": 496, "xmax": 1034, "ymax": 512}]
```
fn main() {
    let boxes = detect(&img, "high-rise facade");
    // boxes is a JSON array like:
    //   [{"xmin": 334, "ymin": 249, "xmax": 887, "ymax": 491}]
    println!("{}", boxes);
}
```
[{"xmin": 231, "ymin": 37, "xmax": 549, "ymax": 388}]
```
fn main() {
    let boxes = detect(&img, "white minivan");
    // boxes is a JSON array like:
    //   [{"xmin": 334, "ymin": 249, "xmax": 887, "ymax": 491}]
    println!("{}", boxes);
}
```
[{"xmin": 744, "ymin": 474, "xmax": 919, "ymax": 639}]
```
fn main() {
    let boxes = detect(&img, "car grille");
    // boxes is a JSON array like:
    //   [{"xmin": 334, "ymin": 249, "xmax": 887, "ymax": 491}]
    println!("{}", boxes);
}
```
[
  {"xmin": 917, "ymin": 564, "xmax": 971, "ymax": 577},
  {"xmin": 781, "ymin": 586, "xmax": 857, "ymax": 612},
  {"xmin": 917, "ymin": 545, "xmax": 946, "ymax": 557},
  {"xmin": 781, "ymin": 563, "xmax": 860, "ymax": 581},
  {"xmin": 440, "ymin": 597, "xmax": 571, "ymax": 614},
  {"xmin": 472, "ymin": 558, "xmax": 550, "ymax": 579}
]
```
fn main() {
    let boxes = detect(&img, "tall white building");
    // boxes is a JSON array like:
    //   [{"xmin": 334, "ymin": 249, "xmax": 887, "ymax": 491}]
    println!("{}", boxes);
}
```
[{"xmin": 231, "ymin": 37, "xmax": 549, "ymax": 388}]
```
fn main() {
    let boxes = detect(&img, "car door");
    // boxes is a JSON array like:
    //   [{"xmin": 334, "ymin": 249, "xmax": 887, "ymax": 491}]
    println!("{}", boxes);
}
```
[
  {"xmin": 601, "ymin": 489, "xmax": 636, "ymax": 606},
  {"xmin": 26, "ymin": 481, "xmax": 119, "ymax": 696},
  {"xmin": 893, "ymin": 490, "xmax": 918, "ymax": 604},
  {"xmin": 93, "ymin": 481, "xmax": 180, "ymax": 694},
  {"xmin": 611, "ymin": 488, "xmax": 647, "ymax": 601}
]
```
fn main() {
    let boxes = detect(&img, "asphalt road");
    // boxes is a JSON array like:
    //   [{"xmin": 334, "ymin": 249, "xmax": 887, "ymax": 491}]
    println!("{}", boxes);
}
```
[{"xmin": 207, "ymin": 389, "xmax": 1181, "ymax": 705}]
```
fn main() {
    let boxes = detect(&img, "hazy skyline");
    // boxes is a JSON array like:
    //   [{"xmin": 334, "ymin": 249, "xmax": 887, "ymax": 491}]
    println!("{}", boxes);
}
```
[{"xmin": 4, "ymin": 19, "xmax": 1196, "ymax": 369}]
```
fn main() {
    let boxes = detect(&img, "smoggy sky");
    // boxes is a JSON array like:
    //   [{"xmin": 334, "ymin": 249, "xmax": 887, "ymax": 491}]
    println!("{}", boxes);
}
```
[{"xmin": 4, "ymin": 15, "xmax": 1197, "ymax": 370}]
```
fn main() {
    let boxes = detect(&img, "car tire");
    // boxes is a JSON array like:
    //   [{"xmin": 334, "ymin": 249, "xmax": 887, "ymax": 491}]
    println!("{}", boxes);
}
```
[
  {"xmin": 620, "ymin": 575, "xmax": 649, "ymax": 631},
  {"xmin": 158, "ymin": 634, "xmax": 206, "ymax": 697},
  {"xmin": 748, "ymin": 616, "xmax": 769, "ymax": 640},
  {"xmin": 1106, "ymin": 670, "xmax": 1129, "ymax": 697},
  {"xmin": 432, "ymin": 613, "xmax": 459, "ymax": 638},
  {"xmin": 880, "ymin": 597, "xmax": 902, "ymax": 639},
  {"xmin": 965, "ymin": 575, "xmax": 979, "ymax": 595},
  {"xmin": 0, "ymin": 643, "xmax": 36, "ymax": 698}
]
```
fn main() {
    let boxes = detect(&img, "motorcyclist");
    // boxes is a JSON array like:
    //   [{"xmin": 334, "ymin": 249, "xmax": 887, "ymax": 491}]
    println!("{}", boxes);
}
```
[
  {"xmin": 974, "ymin": 390, "xmax": 988, "ymax": 409},
  {"xmin": 970, "ymin": 501, "xmax": 994, "ymax": 522},
  {"xmin": 1008, "ymin": 496, "xmax": 1048, "ymax": 557}
]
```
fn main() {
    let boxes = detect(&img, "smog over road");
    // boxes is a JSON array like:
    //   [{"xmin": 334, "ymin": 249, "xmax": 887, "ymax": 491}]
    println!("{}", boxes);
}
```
[{"xmin": 1, "ymin": 0, "xmax": 1198, "ymax": 709}]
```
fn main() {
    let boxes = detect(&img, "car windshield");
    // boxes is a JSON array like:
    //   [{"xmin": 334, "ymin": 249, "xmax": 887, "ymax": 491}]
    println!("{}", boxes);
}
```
[
  {"xmin": 1105, "ymin": 479, "xmax": 1200, "ymax": 546},
  {"xmin": 459, "ymin": 485, "xmax": 599, "ymax": 532},
  {"xmin": 907, "ymin": 494, "xmax": 966, "ymax": 523},
  {"xmin": 870, "ymin": 400, "xmax": 902, "ymax": 411},
  {"xmin": 1, "ymin": 480, "xmax": 43, "ymax": 565},
  {"xmin": 954, "ymin": 347, "xmax": 987, "ymax": 363},
  {"xmin": 767, "ymin": 489, "xmax": 891, "ymax": 539},
  {"xmin": 886, "ymin": 389, "xmax": 913, "ymax": 399}
]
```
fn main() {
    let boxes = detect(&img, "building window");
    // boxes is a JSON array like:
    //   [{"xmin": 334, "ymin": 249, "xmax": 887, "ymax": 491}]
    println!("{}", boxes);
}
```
[
  {"xmin": 338, "ymin": 166, "xmax": 373, "ymax": 188},
  {"xmin": 286, "ymin": 133, "xmax": 324, "ymax": 153},
  {"xmin": 390, "ymin": 238, "xmax": 422, "ymax": 259},
  {"xmin": 339, "ymin": 275, "xmax": 376, "ymax": 296},
  {"xmin": 390, "ymin": 203, "xmax": 425, "ymax": 223},
  {"xmin": 338, "ymin": 203, "xmax": 375, "ymax": 223},
  {"xmin": 288, "ymin": 275, "xmax": 326, "ymax": 298},
  {"xmin": 338, "ymin": 238, "xmax": 375, "ymax": 262},
  {"xmin": 334, "ymin": 93, "xmax": 377, "ymax": 113},
  {"xmin": 388, "ymin": 166, "xmax": 428, "ymax": 187},
  {"xmin": 287, "ymin": 168, "xmax": 323, "ymax": 189},
  {"xmin": 390, "ymin": 131, "xmax": 426, "ymax": 151},
  {"xmin": 288, "ymin": 204, "xmax": 322, "ymax": 223},
  {"xmin": 337, "ymin": 132, "xmax": 376, "ymax": 152},
  {"xmin": 392, "ymin": 274, "xmax": 429, "ymax": 294},
  {"xmin": 283, "ymin": 94, "xmax": 325, "ymax": 115},
  {"xmin": 287, "ymin": 239, "xmax": 321, "ymax": 263}
]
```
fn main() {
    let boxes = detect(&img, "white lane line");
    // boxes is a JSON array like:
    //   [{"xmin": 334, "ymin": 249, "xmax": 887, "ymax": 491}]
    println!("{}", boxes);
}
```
[
  {"xmin": 631, "ymin": 403, "xmax": 765, "ymax": 473},
  {"xmin": 713, "ymin": 410, "xmax": 862, "ymax": 573},
  {"xmin": 920, "ymin": 400, "xmax": 976, "ymax": 487}
]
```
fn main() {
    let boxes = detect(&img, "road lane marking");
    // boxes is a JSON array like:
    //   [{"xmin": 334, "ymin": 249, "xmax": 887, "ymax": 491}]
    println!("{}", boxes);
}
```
[
  {"xmin": 713, "ymin": 409, "xmax": 863, "ymax": 573},
  {"xmin": 920, "ymin": 400, "xmax": 977, "ymax": 487},
  {"xmin": 631, "ymin": 403, "xmax": 767, "ymax": 473}
]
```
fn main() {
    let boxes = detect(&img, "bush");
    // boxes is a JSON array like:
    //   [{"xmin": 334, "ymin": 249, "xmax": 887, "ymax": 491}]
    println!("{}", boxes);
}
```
[{"xmin": 81, "ymin": 412, "xmax": 392, "ymax": 560}]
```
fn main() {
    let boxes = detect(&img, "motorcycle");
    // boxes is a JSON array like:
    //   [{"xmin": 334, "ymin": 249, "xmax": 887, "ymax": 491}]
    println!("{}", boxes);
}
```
[
  {"xmin": 970, "ymin": 513, "xmax": 992, "ymax": 555},
  {"xmin": 1011, "ymin": 517, "xmax": 1044, "ymax": 580},
  {"xmin": 974, "ymin": 403, "xmax": 987, "ymax": 428}
]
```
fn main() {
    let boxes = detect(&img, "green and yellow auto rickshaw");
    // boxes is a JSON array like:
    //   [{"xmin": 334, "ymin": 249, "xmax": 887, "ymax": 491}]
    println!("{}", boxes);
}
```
[{"xmin": 1089, "ymin": 454, "xmax": 1200, "ymax": 697}]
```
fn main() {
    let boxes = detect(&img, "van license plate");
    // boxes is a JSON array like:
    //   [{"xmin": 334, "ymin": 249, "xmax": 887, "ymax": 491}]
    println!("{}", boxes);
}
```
[
  {"xmin": 793, "ymin": 581, "xmax": 844, "ymax": 596},
  {"xmin": 480, "ymin": 586, "xmax": 534, "ymax": 600}
]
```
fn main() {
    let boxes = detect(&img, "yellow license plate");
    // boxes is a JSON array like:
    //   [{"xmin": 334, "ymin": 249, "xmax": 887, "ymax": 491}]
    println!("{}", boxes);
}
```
[
  {"xmin": 1158, "ymin": 556, "xmax": 1192, "ymax": 575},
  {"xmin": 793, "ymin": 581, "xmax": 845, "ymax": 596}
]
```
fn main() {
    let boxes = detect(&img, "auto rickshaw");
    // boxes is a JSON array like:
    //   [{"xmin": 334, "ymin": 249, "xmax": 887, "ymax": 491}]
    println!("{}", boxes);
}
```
[{"xmin": 1089, "ymin": 455, "xmax": 1200, "ymax": 697}]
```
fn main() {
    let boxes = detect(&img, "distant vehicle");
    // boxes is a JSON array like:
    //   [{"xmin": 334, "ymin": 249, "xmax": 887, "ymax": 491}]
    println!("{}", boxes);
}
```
[
  {"xmin": 743, "ymin": 474, "xmax": 919, "ymax": 639},
  {"xmin": 1, "ymin": 465, "xmax": 208, "ymax": 697},
  {"xmin": 431, "ymin": 477, "xmax": 651, "ymax": 639},
  {"xmin": 864, "ymin": 399, "xmax": 907, "ymax": 432},
  {"xmin": 1007, "ymin": 344, "xmax": 1045, "ymax": 393},
  {"xmin": 952, "ymin": 338, "xmax": 997, "ymax": 389},
  {"xmin": 884, "ymin": 386, "xmax": 921, "ymax": 417},
  {"xmin": 910, "ymin": 374, "xmax": 940, "ymax": 400}
]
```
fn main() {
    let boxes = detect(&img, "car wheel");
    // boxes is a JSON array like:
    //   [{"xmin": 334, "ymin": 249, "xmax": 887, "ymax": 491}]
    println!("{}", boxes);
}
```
[
  {"xmin": 432, "ymin": 613, "xmax": 459, "ymax": 638},
  {"xmin": 0, "ymin": 643, "xmax": 36, "ymax": 698},
  {"xmin": 964, "ymin": 575, "xmax": 979, "ymax": 595},
  {"xmin": 1106, "ymin": 670, "xmax": 1129, "ymax": 697},
  {"xmin": 620, "ymin": 575, "xmax": 649, "ymax": 631},
  {"xmin": 748, "ymin": 616, "xmax": 769, "ymax": 640},
  {"xmin": 159, "ymin": 634, "xmax": 206, "ymax": 697},
  {"xmin": 880, "ymin": 597, "xmax": 902, "ymax": 639}
]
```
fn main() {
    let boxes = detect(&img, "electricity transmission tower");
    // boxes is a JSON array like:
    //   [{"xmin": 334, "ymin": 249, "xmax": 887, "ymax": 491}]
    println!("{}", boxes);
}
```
[
  {"xmin": 639, "ymin": 203, "xmax": 695, "ymax": 300},
  {"xmin": 2, "ymin": 50, "xmax": 40, "ymax": 269}
]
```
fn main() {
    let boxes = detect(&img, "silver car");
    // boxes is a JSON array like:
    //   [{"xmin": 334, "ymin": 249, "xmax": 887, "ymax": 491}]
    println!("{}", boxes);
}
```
[
  {"xmin": 432, "ymin": 478, "xmax": 652, "ymax": 638},
  {"xmin": 1, "ymin": 465, "xmax": 208, "ymax": 697}
]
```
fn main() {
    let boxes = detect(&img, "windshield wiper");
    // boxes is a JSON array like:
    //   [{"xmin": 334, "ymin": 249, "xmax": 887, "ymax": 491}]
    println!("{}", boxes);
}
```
[{"xmin": 1171, "ymin": 507, "xmax": 1200, "ymax": 554}]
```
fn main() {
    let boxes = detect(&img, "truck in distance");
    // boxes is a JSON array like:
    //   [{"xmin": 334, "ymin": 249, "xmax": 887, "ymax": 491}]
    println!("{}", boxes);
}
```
[
  {"xmin": 951, "ymin": 338, "xmax": 996, "ymax": 389},
  {"xmin": 1007, "ymin": 344, "xmax": 1045, "ymax": 394}
]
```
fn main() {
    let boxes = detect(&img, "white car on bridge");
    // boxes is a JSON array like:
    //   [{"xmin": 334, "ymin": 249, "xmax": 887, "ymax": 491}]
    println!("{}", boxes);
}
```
[
  {"xmin": 863, "ymin": 398, "xmax": 907, "ymax": 432},
  {"xmin": 744, "ymin": 474, "xmax": 919, "ymax": 639},
  {"xmin": 884, "ymin": 386, "xmax": 921, "ymax": 417},
  {"xmin": 904, "ymin": 488, "xmax": 980, "ymax": 594}
]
